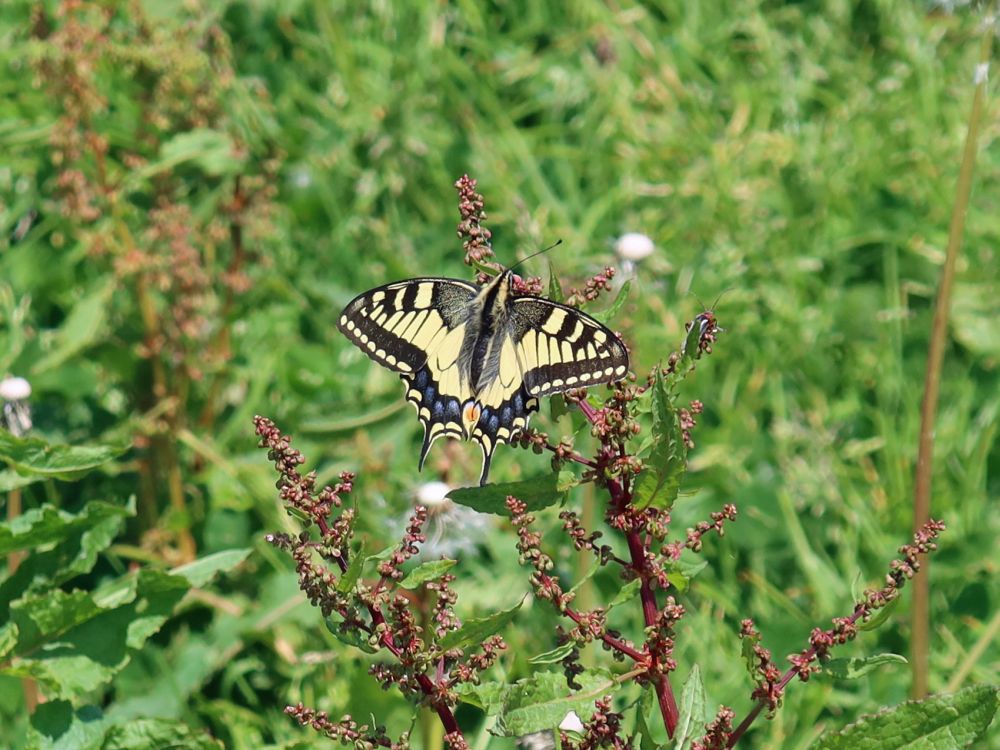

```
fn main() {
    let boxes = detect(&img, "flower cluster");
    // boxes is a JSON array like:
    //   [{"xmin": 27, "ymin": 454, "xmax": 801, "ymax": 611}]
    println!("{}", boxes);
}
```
[
  {"xmin": 257, "ymin": 416, "xmax": 510, "ymax": 747},
  {"xmin": 561, "ymin": 696, "xmax": 627, "ymax": 750},
  {"xmin": 566, "ymin": 266, "xmax": 617, "ymax": 306},
  {"xmin": 455, "ymin": 174, "xmax": 494, "ymax": 268}
]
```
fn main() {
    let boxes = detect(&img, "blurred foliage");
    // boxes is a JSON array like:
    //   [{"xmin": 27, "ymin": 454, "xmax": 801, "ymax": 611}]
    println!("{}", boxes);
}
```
[{"xmin": 0, "ymin": 0, "xmax": 997, "ymax": 748}]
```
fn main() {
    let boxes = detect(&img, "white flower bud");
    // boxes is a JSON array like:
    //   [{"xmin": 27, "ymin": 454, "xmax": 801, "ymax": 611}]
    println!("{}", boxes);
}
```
[
  {"xmin": 415, "ymin": 481, "xmax": 452, "ymax": 508},
  {"xmin": 614, "ymin": 232, "xmax": 654, "ymax": 262},
  {"xmin": 0, "ymin": 376, "xmax": 31, "ymax": 401}
]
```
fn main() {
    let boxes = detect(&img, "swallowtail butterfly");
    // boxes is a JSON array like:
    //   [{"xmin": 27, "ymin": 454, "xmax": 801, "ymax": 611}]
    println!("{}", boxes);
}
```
[{"xmin": 337, "ymin": 268, "xmax": 629, "ymax": 484}]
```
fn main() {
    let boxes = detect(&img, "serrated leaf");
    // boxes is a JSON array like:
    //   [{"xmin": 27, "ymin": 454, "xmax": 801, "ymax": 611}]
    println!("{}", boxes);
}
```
[
  {"xmin": 492, "ymin": 669, "xmax": 616, "ymax": 736},
  {"xmin": 400, "ymin": 559, "xmax": 457, "ymax": 589},
  {"xmin": 170, "ymin": 549, "xmax": 250, "ymax": 588},
  {"xmin": 607, "ymin": 578, "xmax": 642, "ymax": 609},
  {"xmin": 337, "ymin": 539, "xmax": 369, "ymax": 594},
  {"xmin": 674, "ymin": 665, "xmax": 707, "ymax": 750},
  {"xmin": 449, "ymin": 472, "xmax": 572, "ymax": 515},
  {"xmin": 438, "ymin": 599, "xmax": 523, "ymax": 652},
  {"xmin": 529, "ymin": 642, "xmax": 577, "ymax": 665},
  {"xmin": 4, "ymin": 566, "xmax": 195, "ymax": 699},
  {"xmin": 0, "ymin": 499, "xmax": 131, "ymax": 556},
  {"xmin": 812, "ymin": 685, "xmax": 999, "ymax": 749},
  {"xmin": 823, "ymin": 653, "xmax": 907, "ymax": 680},
  {"xmin": 592, "ymin": 279, "xmax": 631, "ymax": 323},
  {"xmin": 0, "ymin": 432, "xmax": 126, "ymax": 481},
  {"xmin": 633, "ymin": 371, "xmax": 686, "ymax": 509}
]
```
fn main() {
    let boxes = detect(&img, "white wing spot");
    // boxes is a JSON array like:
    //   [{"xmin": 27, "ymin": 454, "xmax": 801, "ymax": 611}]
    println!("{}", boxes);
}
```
[
  {"xmin": 367, "ymin": 341, "xmax": 376, "ymax": 352},
  {"xmin": 414, "ymin": 283, "xmax": 434, "ymax": 309},
  {"xmin": 580, "ymin": 372, "xmax": 592, "ymax": 381}
]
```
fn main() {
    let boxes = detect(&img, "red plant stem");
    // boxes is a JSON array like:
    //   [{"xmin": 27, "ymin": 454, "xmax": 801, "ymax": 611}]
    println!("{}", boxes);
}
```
[
  {"xmin": 576, "ymin": 396, "xmax": 680, "ymax": 736},
  {"xmin": 314, "ymin": 516, "xmax": 463, "ymax": 737},
  {"xmin": 726, "ymin": 606, "xmax": 868, "ymax": 747}
]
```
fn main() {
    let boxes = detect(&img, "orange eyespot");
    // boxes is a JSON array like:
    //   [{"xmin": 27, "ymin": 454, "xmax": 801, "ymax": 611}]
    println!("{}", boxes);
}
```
[{"xmin": 462, "ymin": 401, "xmax": 481, "ymax": 424}]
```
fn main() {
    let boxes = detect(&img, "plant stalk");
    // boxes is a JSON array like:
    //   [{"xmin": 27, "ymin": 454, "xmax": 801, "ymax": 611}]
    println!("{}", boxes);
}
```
[{"xmin": 910, "ymin": 26, "xmax": 992, "ymax": 699}]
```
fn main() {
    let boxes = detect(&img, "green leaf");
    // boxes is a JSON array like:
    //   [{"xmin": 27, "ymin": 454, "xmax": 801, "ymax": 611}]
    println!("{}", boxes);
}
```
[
  {"xmin": 529, "ymin": 642, "xmax": 577, "ymax": 665},
  {"xmin": 665, "ymin": 559, "xmax": 708, "ymax": 594},
  {"xmin": 438, "ymin": 599, "xmax": 523, "ymax": 652},
  {"xmin": 31, "ymin": 281, "xmax": 113, "ymax": 375},
  {"xmin": 634, "ymin": 688, "xmax": 661, "ymax": 750},
  {"xmin": 547, "ymin": 262, "xmax": 564, "ymax": 303},
  {"xmin": 29, "ymin": 701, "xmax": 108, "ymax": 750},
  {"xmin": 492, "ymin": 669, "xmax": 616, "ymax": 736},
  {"xmin": 822, "ymin": 653, "xmax": 907, "ymax": 680},
  {"xmin": 454, "ymin": 680, "xmax": 507, "ymax": 712},
  {"xmin": 170, "ymin": 549, "xmax": 251, "ymax": 588},
  {"xmin": 607, "ymin": 578, "xmax": 642, "ymax": 610},
  {"xmin": 399, "ymin": 559, "xmax": 457, "ymax": 589},
  {"xmin": 632, "ymin": 371, "xmax": 686, "ymax": 509},
  {"xmin": 0, "ymin": 499, "xmax": 131, "ymax": 556},
  {"xmin": 324, "ymin": 615, "xmax": 378, "ymax": 654},
  {"xmin": 336, "ymin": 539, "xmax": 369, "ymax": 594},
  {"xmin": 28, "ymin": 701, "xmax": 223, "ymax": 750},
  {"xmin": 0, "ymin": 622, "xmax": 17, "ymax": 660},
  {"xmin": 567, "ymin": 557, "xmax": 602, "ymax": 596},
  {"xmin": 674, "ymin": 665, "xmax": 707, "ymax": 750},
  {"xmin": 858, "ymin": 596, "xmax": 899, "ymax": 632},
  {"xmin": 812, "ymin": 685, "xmax": 999, "ymax": 749},
  {"xmin": 591, "ymin": 279, "xmax": 631, "ymax": 323},
  {"xmin": 149, "ymin": 128, "xmax": 245, "ymax": 178},
  {"xmin": 4, "ymin": 567, "xmax": 196, "ymax": 698},
  {"xmin": 103, "ymin": 718, "xmax": 224, "ymax": 749},
  {"xmin": 0, "ymin": 432, "xmax": 126, "ymax": 481},
  {"xmin": 448, "ymin": 471, "xmax": 574, "ymax": 515},
  {"xmin": 0, "ymin": 469, "xmax": 45, "ymax": 491}
]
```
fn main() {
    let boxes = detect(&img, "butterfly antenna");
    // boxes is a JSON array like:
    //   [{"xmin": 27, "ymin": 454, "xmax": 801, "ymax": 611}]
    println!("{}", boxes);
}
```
[{"xmin": 509, "ymin": 239, "xmax": 563, "ymax": 272}]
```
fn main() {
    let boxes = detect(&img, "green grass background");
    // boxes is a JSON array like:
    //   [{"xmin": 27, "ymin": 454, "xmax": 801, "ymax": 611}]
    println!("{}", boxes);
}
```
[{"xmin": 1, "ymin": 1, "xmax": 998, "ymax": 747}]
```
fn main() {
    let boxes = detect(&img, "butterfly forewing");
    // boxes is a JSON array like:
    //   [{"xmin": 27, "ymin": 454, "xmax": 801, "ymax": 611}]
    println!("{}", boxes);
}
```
[
  {"xmin": 337, "ymin": 278, "xmax": 478, "ymax": 374},
  {"xmin": 510, "ymin": 297, "xmax": 629, "ymax": 396}
]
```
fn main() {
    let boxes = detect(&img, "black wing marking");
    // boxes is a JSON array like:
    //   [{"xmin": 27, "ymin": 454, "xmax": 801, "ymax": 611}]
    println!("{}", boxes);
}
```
[
  {"xmin": 338, "ymin": 277, "xmax": 480, "ymax": 474},
  {"xmin": 337, "ymin": 277, "xmax": 478, "ymax": 374},
  {"xmin": 510, "ymin": 297, "xmax": 629, "ymax": 396},
  {"xmin": 469, "ymin": 383, "xmax": 539, "ymax": 485}
]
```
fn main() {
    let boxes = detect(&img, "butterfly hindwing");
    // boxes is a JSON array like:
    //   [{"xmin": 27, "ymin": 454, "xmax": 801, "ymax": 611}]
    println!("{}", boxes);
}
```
[
  {"xmin": 338, "ymin": 278, "xmax": 479, "ymax": 468},
  {"xmin": 510, "ymin": 297, "xmax": 629, "ymax": 397}
]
